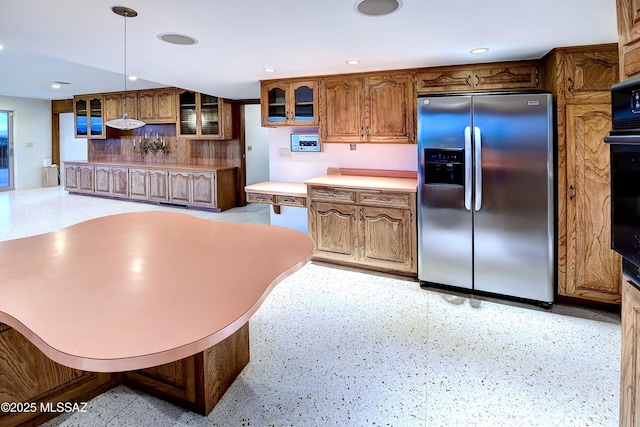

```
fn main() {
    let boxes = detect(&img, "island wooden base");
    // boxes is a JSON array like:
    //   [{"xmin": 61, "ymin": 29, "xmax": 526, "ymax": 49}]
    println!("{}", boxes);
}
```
[
  {"xmin": 122, "ymin": 323, "xmax": 249, "ymax": 415},
  {"xmin": 0, "ymin": 323, "xmax": 250, "ymax": 426}
]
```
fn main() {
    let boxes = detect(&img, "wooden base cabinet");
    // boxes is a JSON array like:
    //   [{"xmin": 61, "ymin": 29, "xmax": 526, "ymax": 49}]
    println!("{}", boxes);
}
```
[
  {"xmin": 65, "ymin": 162, "xmax": 237, "ymax": 212},
  {"xmin": 0, "ymin": 324, "xmax": 117, "ymax": 427},
  {"xmin": 621, "ymin": 279, "xmax": 640, "ymax": 427},
  {"xmin": 308, "ymin": 186, "xmax": 416, "ymax": 276}
]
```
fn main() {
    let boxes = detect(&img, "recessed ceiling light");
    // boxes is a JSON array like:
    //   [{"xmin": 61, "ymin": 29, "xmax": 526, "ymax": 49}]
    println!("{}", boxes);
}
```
[
  {"xmin": 355, "ymin": 0, "xmax": 402, "ymax": 16},
  {"xmin": 346, "ymin": 59, "xmax": 361, "ymax": 65},
  {"xmin": 263, "ymin": 67, "xmax": 277, "ymax": 73},
  {"xmin": 51, "ymin": 84, "xmax": 61, "ymax": 89},
  {"xmin": 0, "ymin": 45, "xmax": 4, "ymax": 51},
  {"xmin": 128, "ymin": 75, "xmax": 138, "ymax": 81},
  {"xmin": 158, "ymin": 33, "xmax": 198, "ymax": 46},
  {"xmin": 470, "ymin": 47, "xmax": 490, "ymax": 54}
]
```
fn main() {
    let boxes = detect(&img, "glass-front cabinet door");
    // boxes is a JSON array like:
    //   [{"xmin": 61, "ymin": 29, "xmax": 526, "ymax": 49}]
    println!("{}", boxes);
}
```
[
  {"xmin": 200, "ymin": 94, "xmax": 221, "ymax": 136},
  {"xmin": 177, "ymin": 91, "xmax": 228, "ymax": 139},
  {"xmin": 261, "ymin": 80, "xmax": 318, "ymax": 126},
  {"xmin": 74, "ymin": 95, "xmax": 105, "ymax": 139},
  {"xmin": 178, "ymin": 91, "xmax": 198, "ymax": 136}
]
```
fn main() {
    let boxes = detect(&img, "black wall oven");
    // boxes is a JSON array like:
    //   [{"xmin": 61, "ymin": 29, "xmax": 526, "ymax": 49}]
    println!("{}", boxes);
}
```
[{"xmin": 605, "ymin": 77, "xmax": 640, "ymax": 282}]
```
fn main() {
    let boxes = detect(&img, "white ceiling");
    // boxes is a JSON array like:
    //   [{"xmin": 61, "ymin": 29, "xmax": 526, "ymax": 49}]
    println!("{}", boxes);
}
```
[{"xmin": 0, "ymin": 0, "xmax": 619, "ymax": 101}]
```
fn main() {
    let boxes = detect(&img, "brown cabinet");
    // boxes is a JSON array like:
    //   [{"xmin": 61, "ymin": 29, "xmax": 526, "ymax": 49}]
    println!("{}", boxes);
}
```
[
  {"xmin": 95, "ymin": 165, "xmax": 128, "ymax": 197},
  {"xmin": 565, "ymin": 103, "xmax": 621, "ymax": 303},
  {"xmin": 129, "ymin": 168, "xmax": 168, "ymax": 201},
  {"xmin": 138, "ymin": 88, "xmax": 177, "ymax": 123},
  {"xmin": 319, "ymin": 72, "xmax": 414, "ymax": 143},
  {"xmin": 543, "ymin": 44, "xmax": 621, "ymax": 304},
  {"xmin": 261, "ymin": 80, "xmax": 319, "ymax": 126},
  {"xmin": 416, "ymin": 61, "xmax": 540, "ymax": 94},
  {"xmin": 562, "ymin": 49, "xmax": 619, "ymax": 101},
  {"xmin": 0, "ymin": 324, "xmax": 116, "ymax": 427},
  {"xmin": 177, "ymin": 91, "xmax": 233, "ymax": 139},
  {"xmin": 621, "ymin": 279, "xmax": 640, "ymax": 427},
  {"xmin": 73, "ymin": 95, "xmax": 105, "ymax": 139},
  {"xmin": 616, "ymin": 0, "xmax": 640, "ymax": 80},
  {"xmin": 307, "ymin": 185, "xmax": 416, "ymax": 275},
  {"xmin": 66, "ymin": 162, "xmax": 236, "ymax": 211},
  {"xmin": 169, "ymin": 170, "xmax": 216, "ymax": 207},
  {"xmin": 104, "ymin": 92, "xmax": 138, "ymax": 122}
]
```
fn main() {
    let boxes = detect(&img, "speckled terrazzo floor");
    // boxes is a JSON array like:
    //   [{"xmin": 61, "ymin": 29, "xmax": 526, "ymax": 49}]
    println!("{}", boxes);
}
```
[{"xmin": 1, "ymin": 187, "xmax": 621, "ymax": 427}]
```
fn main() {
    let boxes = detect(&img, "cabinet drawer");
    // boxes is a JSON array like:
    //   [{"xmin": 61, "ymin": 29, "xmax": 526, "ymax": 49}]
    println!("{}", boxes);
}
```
[
  {"xmin": 247, "ymin": 193, "xmax": 275, "ymax": 204},
  {"xmin": 309, "ymin": 187, "xmax": 356, "ymax": 203},
  {"xmin": 275, "ymin": 195, "xmax": 306, "ymax": 207},
  {"xmin": 358, "ymin": 191, "xmax": 412, "ymax": 209}
]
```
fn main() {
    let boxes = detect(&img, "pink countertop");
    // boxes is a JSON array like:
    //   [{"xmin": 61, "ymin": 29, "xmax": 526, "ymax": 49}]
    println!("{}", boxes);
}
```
[
  {"xmin": 244, "ymin": 181, "xmax": 307, "ymax": 197},
  {"xmin": 304, "ymin": 175, "xmax": 417, "ymax": 192},
  {"xmin": 0, "ymin": 212, "xmax": 313, "ymax": 372}
]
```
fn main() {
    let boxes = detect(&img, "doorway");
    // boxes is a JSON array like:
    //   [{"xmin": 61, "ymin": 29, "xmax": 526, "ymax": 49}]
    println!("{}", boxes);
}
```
[{"xmin": 0, "ymin": 111, "xmax": 14, "ymax": 190}]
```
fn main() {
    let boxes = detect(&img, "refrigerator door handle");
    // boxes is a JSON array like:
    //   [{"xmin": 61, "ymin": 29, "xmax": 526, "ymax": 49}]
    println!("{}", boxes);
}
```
[
  {"xmin": 464, "ymin": 126, "xmax": 472, "ymax": 210},
  {"xmin": 474, "ymin": 126, "xmax": 482, "ymax": 211}
]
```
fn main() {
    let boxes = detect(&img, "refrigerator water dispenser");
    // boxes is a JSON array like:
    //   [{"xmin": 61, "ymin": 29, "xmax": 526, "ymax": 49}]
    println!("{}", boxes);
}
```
[{"xmin": 424, "ymin": 148, "xmax": 464, "ymax": 186}]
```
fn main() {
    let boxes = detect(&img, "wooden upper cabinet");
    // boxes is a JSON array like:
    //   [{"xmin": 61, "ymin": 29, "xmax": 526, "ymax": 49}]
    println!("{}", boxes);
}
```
[
  {"xmin": 366, "ymin": 74, "xmax": 414, "ymax": 143},
  {"xmin": 617, "ymin": 0, "xmax": 640, "ymax": 79},
  {"xmin": 74, "ymin": 95, "xmax": 105, "ymax": 139},
  {"xmin": 138, "ymin": 88, "xmax": 177, "ymax": 123},
  {"xmin": 261, "ymin": 80, "xmax": 318, "ymax": 126},
  {"xmin": 416, "ymin": 61, "xmax": 540, "ymax": 94},
  {"xmin": 177, "ymin": 91, "xmax": 233, "ymax": 139},
  {"xmin": 562, "ymin": 47, "xmax": 619, "ymax": 101},
  {"xmin": 104, "ymin": 92, "xmax": 138, "ymax": 123},
  {"xmin": 319, "ymin": 76, "xmax": 364, "ymax": 143},
  {"xmin": 319, "ymin": 72, "xmax": 414, "ymax": 143}
]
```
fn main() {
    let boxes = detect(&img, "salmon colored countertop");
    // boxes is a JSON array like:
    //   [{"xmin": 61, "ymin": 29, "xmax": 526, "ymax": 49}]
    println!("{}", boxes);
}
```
[
  {"xmin": 304, "ymin": 174, "xmax": 418, "ymax": 192},
  {"xmin": 244, "ymin": 181, "xmax": 307, "ymax": 197},
  {"xmin": 0, "ymin": 212, "xmax": 313, "ymax": 372}
]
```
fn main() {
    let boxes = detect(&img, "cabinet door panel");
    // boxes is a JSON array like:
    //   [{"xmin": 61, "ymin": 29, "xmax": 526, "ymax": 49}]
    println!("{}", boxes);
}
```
[
  {"xmin": 170, "ymin": 171, "xmax": 191, "ymax": 204},
  {"xmin": 191, "ymin": 173, "xmax": 215, "ymax": 206},
  {"xmin": 149, "ymin": 170, "xmax": 169, "ymax": 201},
  {"xmin": 129, "ymin": 169, "xmax": 149, "ymax": 199},
  {"xmin": 563, "ymin": 50, "xmax": 619, "ymax": 100},
  {"xmin": 320, "ymin": 77, "xmax": 363, "ymax": 142},
  {"xmin": 64, "ymin": 165, "xmax": 79, "ymax": 191},
  {"xmin": 309, "ymin": 202, "xmax": 357, "ymax": 262},
  {"xmin": 94, "ymin": 167, "xmax": 111, "ymax": 194},
  {"xmin": 112, "ymin": 168, "xmax": 129, "ymax": 197},
  {"xmin": 78, "ymin": 166, "xmax": 94, "ymax": 193},
  {"xmin": 473, "ymin": 64, "xmax": 539, "ymax": 91},
  {"xmin": 360, "ymin": 206, "xmax": 413, "ymax": 272},
  {"xmin": 565, "ymin": 103, "xmax": 621, "ymax": 303},
  {"xmin": 367, "ymin": 74, "xmax": 414, "ymax": 143},
  {"xmin": 415, "ymin": 69, "xmax": 472, "ymax": 94}
]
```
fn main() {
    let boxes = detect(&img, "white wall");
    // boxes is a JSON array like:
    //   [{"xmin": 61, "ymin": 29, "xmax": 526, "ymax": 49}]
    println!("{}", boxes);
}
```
[
  {"xmin": 59, "ymin": 112, "xmax": 87, "ymax": 186},
  {"xmin": 268, "ymin": 127, "xmax": 418, "ymax": 232},
  {"xmin": 244, "ymin": 104, "xmax": 269, "ymax": 185},
  {"xmin": 0, "ymin": 96, "xmax": 51, "ymax": 189}
]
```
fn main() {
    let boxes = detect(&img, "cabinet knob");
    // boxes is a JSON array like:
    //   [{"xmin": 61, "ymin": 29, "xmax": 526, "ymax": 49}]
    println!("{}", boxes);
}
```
[
  {"xmin": 569, "ymin": 185, "xmax": 576, "ymax": 200},
  {"xmin": 567, "ymin": 77, "xmax": 575, "ymax": 92}
]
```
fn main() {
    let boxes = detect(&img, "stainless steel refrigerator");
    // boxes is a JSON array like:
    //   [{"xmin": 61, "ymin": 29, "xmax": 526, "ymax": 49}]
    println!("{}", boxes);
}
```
[{"xmin": 417, "ymin": 93, "xmax": 554, "ymax": 304}]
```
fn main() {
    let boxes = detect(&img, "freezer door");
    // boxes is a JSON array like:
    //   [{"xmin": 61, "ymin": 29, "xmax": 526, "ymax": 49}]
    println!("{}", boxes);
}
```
[
  {"xmin": 417, "ymin": 96, "xmax": 473, "ymax": 289},
  {"xmin": 471, "ymin": 93, "xmax": 554, "ymax": 303}
]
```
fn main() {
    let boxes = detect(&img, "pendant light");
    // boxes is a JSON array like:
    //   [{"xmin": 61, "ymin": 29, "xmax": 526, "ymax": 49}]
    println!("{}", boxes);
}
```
[{"xmin": 106, "ymin": 6, "xmax": 145, "ymax": 130}]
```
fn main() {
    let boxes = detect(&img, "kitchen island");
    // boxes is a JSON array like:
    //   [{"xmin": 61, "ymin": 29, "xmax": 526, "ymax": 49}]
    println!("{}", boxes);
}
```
[{"xmin": 0, "ymin": 212, "xmax": 313, "ymax": 426}]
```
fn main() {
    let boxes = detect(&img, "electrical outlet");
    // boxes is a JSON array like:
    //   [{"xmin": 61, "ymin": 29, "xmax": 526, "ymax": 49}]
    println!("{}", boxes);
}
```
[
  {"xmin": 350, "ymin": 143, "xmax": 357, "ymax": 150},
  {"xmin": 25, "ymin": 142, "xmax": 34, "ymax": 148},
  {"xmin": 278, "ymin": 148, "xmax": 291, "ymax": 157}
]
